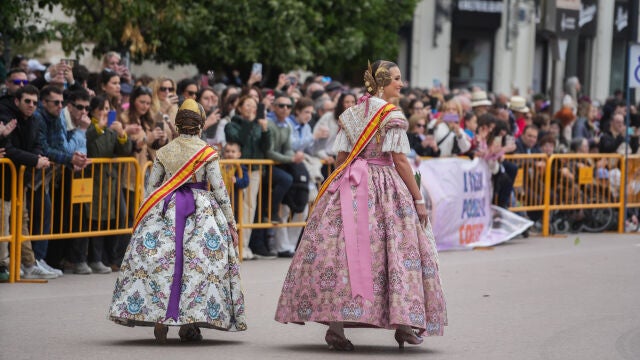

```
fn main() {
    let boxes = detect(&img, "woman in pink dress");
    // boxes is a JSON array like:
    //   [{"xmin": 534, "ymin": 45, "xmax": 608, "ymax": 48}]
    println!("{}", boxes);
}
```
[{"xmin": 275, "ymin": 60, "xmax": 447, "ymax": 350}]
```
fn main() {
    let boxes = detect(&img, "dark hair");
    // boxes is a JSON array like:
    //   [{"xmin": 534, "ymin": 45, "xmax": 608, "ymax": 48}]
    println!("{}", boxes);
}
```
[
  {"xmin": 538, "ymin": 134, "xmax": 556, "ymax": 147},
  {"xmin": 197, "ymin": 86, "xmax": 218, "ymax": 103},
  {"xmin": 40, "ymin": 85, "xmax": 64, "ymax": 100},
  {"xmin": 222, "ymin": 93, "xmax": 240, "ymax": 117},
  {"xmin": 477, "ymin": 113, "xmax": 497, "ymax": 130},
  {"xmin": 176, "ymin": 78, "xmax": 198, "ymax": 96},
  {"xmin": 65, "ymin": 88, "xmax": 91, "ymax": 103},
  {"xmin": 240, "ymin": 85, "xmax": 263, "ymax": 103},
  {"xmin": 225, "ymin": 141, "xmax": 242, "ymax": 151},
  {"xmin": 72, "ymin": 64, "xmax": 90, "ymax": 85},
  {"xmin": 128, "ymin": 86, "xmax": 154, "ymax": 130},
  {"xmin": 6, "ymin": 68, "xmax": 27, "ymax": 79},
  {"xmin": 522, "ymin": 124, "xmax": 539, "ymax": 135},
  {"xmin": 293, "ymin": 97, "xmax": 314, "ymax": 115},
  {"xmin": 89, "ymin": 94, "xmax": 109, "ymax": 115},
  {"xmin": 99, "ymin": 69, "xmax": 119, "ymax": 88},
  {"xmin": 569, "ymin": 136, "xmax": 586, "ymax": 152},
  {"xmin": 15, "ymin": 85, "xmax": 39, "ymax": 100},
  {"xmin": 336, "ymin": 92, "xmax": 356, "ymax": 116},
  {"xmin": 10, "ymin": 55, "xmax": 25, "ymax": 69}
]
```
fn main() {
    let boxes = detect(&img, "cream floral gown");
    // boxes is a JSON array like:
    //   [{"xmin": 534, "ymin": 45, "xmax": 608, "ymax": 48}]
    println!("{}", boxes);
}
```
[{"xmin": 108, "ymin": 135, "xmax": 246, "ymax": 332}]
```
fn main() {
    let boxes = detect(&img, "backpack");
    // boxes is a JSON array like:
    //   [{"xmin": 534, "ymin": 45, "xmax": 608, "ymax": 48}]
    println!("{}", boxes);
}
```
[{"xmin": 282, "ymin": 163, "xmax": 310, "ymax": 214}]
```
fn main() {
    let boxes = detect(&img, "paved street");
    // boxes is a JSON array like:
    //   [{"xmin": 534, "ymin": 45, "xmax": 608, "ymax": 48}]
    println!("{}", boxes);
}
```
[{"xmin": 2, "ymin": 233, "xmax": 639, "ymax": 360}]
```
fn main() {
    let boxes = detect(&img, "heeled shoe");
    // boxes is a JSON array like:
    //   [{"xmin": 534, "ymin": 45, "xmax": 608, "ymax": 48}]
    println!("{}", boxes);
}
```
[
  {"xmin": 325, "ymin": 329, "xmax": 355, "ymax": 351},
  {"xmin": 154, "ymin": 323, "xmax": 168, "ymax": 344},
  {"xmin": 178, "ymin": 324, "xmax": 203, "ymax": 342},
  {"xmin": 394, "ymin": 328, "xmax": 423, "ymax": 349}
]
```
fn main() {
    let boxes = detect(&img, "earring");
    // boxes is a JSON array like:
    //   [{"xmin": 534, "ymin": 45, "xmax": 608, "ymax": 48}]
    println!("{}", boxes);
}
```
[{"xmin": 378, "ymin": 89, "xmax": 384, "ymax": 98}]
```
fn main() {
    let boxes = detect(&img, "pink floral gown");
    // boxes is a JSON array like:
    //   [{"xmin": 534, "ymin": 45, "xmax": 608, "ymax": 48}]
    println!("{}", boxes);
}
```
[{"xmin": 275, "ymin": 97, "xmax": 447, "ymax": 336}]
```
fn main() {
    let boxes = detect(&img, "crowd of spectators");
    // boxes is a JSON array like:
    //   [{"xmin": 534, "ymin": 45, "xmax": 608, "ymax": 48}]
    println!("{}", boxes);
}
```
[{"xmin": 1, "ymin": 52, "xmax": 640, "ymax": 280}]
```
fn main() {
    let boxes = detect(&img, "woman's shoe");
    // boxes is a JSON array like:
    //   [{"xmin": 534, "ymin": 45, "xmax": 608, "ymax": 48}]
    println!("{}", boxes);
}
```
[
  {"xmin": 154, "ymin": 323, "xmax": 168, "ymax": 344},
  {"xmin": 394, "ymin": 328, "xmax": 423, "ymax": 349},
  {"xmin": 325, "ymin": 329, "xmax": 355, "ymax": 351},
  {"xmin": 178, "ymin": 324, "xmax": 203, "ymax": 342}
]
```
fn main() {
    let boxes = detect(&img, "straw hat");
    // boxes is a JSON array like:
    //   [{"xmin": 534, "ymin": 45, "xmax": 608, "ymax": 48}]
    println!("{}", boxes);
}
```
[
  {"xmin": 471, "ymin": 91, "xmax": 491, "ymax": 107},
  {"xmin": 509, "ymin": 96, "xmax": 530, "ymax": 113}
]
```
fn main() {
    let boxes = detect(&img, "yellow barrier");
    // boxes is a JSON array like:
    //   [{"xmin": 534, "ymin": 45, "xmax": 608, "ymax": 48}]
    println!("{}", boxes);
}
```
[
  {"xmin": 13, "ymin": 158, "xmax": 141, "ymax": 282},
  {"xmin": 5, "ymin": 152, "xmax": 640, "ymax": 282},
  {"xmin": 503, "ymin": 154, "xmax": 549, "ymax": 213},
  {"xmin": 542, "ymin": 153, "xmax": 625, "ymax": 236}
]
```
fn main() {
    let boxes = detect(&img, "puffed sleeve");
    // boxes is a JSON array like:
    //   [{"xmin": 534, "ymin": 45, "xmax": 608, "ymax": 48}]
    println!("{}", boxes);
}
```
[
  {"xmin": 381, "ymin": 117, "xmax": 411, "ymax": 154},
  {"xmin": 145, "ymin": 159, "xmax": 166, "ymax": 197},
  {"xmin": 205, "ymin": 158, "xmax": 236, "ymax": 228},
  {"xmin": 332, "ymin": 129, "xmax": 351, "ymax": 153}
]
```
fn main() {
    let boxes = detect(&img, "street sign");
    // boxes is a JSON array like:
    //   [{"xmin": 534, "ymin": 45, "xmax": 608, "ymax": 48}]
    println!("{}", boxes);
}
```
[{"xmin": 628, "ymin": 43, "xmax": 640, "ymax": 88}]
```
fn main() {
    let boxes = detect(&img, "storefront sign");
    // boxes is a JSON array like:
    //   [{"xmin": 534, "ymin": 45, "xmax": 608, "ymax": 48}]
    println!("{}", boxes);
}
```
[
  {"xmin": 579, "ymin": 0, "xmax": 597, "ymax": 37},
  {"xmin": 613, "ymin": 1, "xmax": 629, "ymax": 39},
  {"xmin": 453, "ymin": 0, "xmax": 503, "ymax": 29},
  {"xmin": 557, "ymin": 0, "xmax": 581, "ymax": 37}
]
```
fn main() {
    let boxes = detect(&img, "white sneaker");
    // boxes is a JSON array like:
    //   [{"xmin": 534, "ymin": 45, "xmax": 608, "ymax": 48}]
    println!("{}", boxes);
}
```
[
  {"xmin": 242, "ymin": 248, "xmax": 256, "ymax": 260},
  {"xmin": 89, "ymin": 261, "xmax": 112, "ymax": 274},
  {"xmin": 22, "ymin": 263, "xmax": 58, "ymax": 279},
  {"xmin": 37, "ymin": 259, "xmax": 63, "ymax": 277}
]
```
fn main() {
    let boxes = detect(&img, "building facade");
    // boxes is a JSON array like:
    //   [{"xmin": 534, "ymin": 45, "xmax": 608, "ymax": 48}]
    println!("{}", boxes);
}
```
[{"xmin": 404, "ymin": 0, "xmax": 640, "ymax": 108}]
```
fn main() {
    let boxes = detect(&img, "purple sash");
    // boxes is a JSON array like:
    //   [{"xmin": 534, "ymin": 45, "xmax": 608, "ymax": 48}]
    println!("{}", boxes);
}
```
[{"xmin": 163, "ymin": 181, "xmax": 208, "ymax": 321}]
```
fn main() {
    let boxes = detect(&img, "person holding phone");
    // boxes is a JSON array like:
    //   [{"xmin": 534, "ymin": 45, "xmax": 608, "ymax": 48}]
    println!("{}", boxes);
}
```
[
  {"xmin": 71, "ymin": 94, "xmax": 131, "ymax": 275},
  {"xmin": 150, "ymin": 77, "xmax": 179, "ymax": 130},
  {"xmin": 224, "ymin": 95, "xmax": 270, "ymax": 260},
  {"xmin": 432, "ymin": 97, "xmax": 471, "ymax": 157}
]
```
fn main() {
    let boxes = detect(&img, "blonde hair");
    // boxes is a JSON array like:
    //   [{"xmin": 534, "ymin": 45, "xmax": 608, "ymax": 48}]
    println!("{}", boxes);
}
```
[{"xmin": 363, "ymin": 60, "xmax": 398, "ymax": 96}]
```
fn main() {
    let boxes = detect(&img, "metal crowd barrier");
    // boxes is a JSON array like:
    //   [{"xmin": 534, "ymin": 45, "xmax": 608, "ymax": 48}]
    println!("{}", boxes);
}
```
[
  {"xmin": 13, "ymin": 158, "xmax": 141, "ymax": 282},
  {"xmin": 542, "ymin": 153, "xmax": 625, "ymax": 236},
  {"xmin": 5, "ymin": 153, "xmax": 640, "ymax": 282}
]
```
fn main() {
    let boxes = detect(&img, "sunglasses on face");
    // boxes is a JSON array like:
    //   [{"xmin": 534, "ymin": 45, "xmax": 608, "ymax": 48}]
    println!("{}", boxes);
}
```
[
  {"xmin": 416, "ymin": 124, "xmax": 426, "ymax": 128},
  {"xmin": 275, "ymin": 103, "xmax": 292, "ymax": 109},
  {"xmin": 45, "ymin": 99, "xmax": 63, "ymax": 106},
  {"xmin": 12, "ymin": 79, "xmax": 29, "ymax": 85},
  {"xmin": 186, "ymin": 90, "xmax": 197, "ymax": 97},
  {"xmin": 159, "ymin": 86, "xmax": 174, "ymax": 92},
  {"xmin": 72, "ymin": 103, "xmax": 90, "ymax": 112},
  {"xmin": 22, "ymin": 99, "xmax": 37, "ymax": 105}
]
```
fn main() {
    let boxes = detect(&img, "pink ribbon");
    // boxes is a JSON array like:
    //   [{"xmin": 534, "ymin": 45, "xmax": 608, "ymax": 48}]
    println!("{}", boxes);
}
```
[{"xmin": 328, "ymin": 157, "xmax": 392, "ymax": 301}]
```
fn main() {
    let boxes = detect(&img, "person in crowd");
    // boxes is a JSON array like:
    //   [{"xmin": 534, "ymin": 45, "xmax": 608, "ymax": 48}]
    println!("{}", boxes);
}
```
[
  {"xmin": 1, "ymin": 68, "xmax": 29, "ymax": 98},
  {"xmin": 211, "ymin": 92, "xmax": 239, "ymax": 150},
  {"xmin": 548, "ymin": 119, "xmax": 569, "ymax": 153},
  {"xmin": 224, "ymin": 95, "xmax": 270, "ymax": 260},
  {"xmin": 176, "ymin": 78, "xmax": 199, "ymax": 103},
  {"xmin": 470, "ymin": 90, "xmax": 492, "ymax": 117},
  {"xmin": 35, "ymin": 85, "xmax": 90, "ymax": 275},
  {"xmin": 432, "ymin": 97, "xmax": 471, "ymax": 156},
  {"xmin": 221, "ymin": 141, "xmax": 249, "ymax": 221},
  {"xmin": 102, "ymin": 51, "xmax": 132, "ymax": 84},
  {"xmin": 313, "ymin": 92, "xmax": 356, "ymax": 164},
  {"xmin": 509, "ymin": 96, "xmax": 530, "ymax": 138},
  {"xmin": 150, "ymin": 77, "xmax": 179, "ymax": 128},
  {"xmin": 0, "ymin": 94, "xmax": 23, "ymax": 279},
  {"xmin": 258, "ymin": 94, "xmax": 299, "ymax": 258},
  {"xmin": 599, "ymin": 113, "xmax": 639, "ymax": 154},
  {"xmin": 407, "ymin": 114, "xmax": 439, "ymax": 157},
  {"xmin": 98, "ymin": 69, "xmax": 122, "ymax": 113},
  {"xmin": 462, "ymin": 111, "xmax": 477, "ymax": 139},
  {"xmin": 275, "ymin": 60, "xmax": 446, "ymax": 350},
  {"xmin": 563, "ymin": 76, "xmax": 581, "ymax": 113},
  {"xmin": 573, "ymin": 98, "xmax": 599, "ymax": 145},
  {"xmin": 108, "ymin": 99, "xmax": 246, "ymax": 343},
  {"xmin": 515, "ymin": 125, "xmax": 541, "ymax": 154},
  {"xmin": 1, "ymin": 85, "xmax": 58, "ymax": 279},
  {"xmin": 555, "ymin": 106, "xmax": 576, "ymax": 146},
  {"xmin": 197, "ymin": 86, "xmax": 221, "ymax": 146},
  {"xmin": 70, "ymin": 94, "xmax": 132, "ymax": 274}
]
